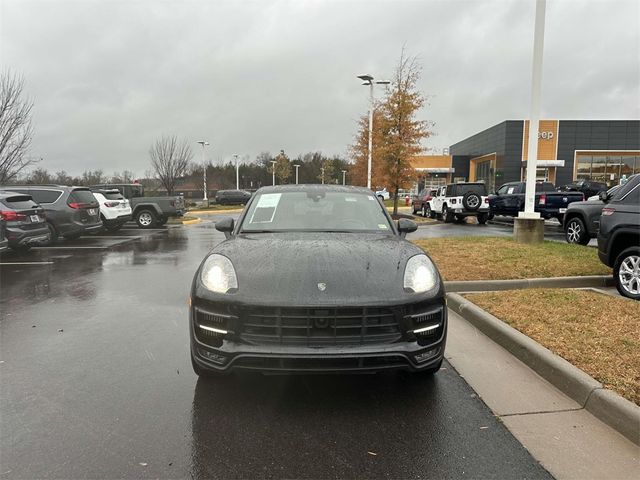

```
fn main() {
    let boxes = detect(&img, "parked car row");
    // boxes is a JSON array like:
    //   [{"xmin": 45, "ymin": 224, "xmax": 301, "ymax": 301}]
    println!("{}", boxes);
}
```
[
  {"xmin": 413, "ymin": 180, "xmax": 587, "ymax": 225},
  {"xmin": 0, "ymin": 182, "xmax": 186, "ymax": 253}
]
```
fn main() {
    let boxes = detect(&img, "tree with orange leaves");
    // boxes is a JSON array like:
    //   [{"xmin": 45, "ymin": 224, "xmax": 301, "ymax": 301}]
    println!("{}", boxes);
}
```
[{"xmin": 349, "ymin": 49, "xmax": 432, "ymax": 215}]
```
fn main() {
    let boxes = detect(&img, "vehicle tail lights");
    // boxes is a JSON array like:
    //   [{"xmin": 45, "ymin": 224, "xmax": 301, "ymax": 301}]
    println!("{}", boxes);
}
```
[
  {"xmin": 602, "ymin": 207, "xmax": 615, "ymax": 216},
  {"xmin": 539, "ymin": 194, "xmax": 546, "ymax": 206},
  {"xmin": 104, "ymin": 202, "xmax": 119, "ymax": 208},
  {"xmin": 68, "ymin": 202, "xmax": 94, "ymax": 209},
  {"xmin": 0, "ymin": 210, "xmax": 26, "ymax": 221},
  {"xmin": 451, "ymin": 198, "xmax": 457, "ymax": 204},
  {"xmin": 484, "ymin": 198, "xmax": 489, "ymax": 203}
]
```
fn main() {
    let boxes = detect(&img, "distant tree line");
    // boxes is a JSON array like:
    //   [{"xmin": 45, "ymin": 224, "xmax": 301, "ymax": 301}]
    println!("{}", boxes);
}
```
[{"xmin": 5, "ymin": 168, "xmax": 137, "ymax": 186}]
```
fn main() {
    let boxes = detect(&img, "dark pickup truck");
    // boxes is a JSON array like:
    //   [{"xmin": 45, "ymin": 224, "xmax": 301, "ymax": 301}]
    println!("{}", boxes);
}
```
[
  {"xmin": 91, "ymin": 183, "xmax": 185, "ymax": 228},
  {"xmin": 488, "ymin": 181, "xmax": 584, "ymax": 222}
]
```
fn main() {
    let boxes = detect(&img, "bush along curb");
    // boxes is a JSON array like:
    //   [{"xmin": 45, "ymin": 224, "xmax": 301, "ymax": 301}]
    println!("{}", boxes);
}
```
[
  {"xmin": 444, "ymin": 275, "xmax": 614, "ymax": 293},
  {"xmin": 447, "ymin": 292, "xmax": 640, "ymax": 445}
]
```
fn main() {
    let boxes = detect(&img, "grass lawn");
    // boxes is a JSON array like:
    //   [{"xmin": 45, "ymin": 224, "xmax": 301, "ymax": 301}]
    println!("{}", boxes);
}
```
[
  {"xmin": 413, "ymin": 236, "xmax": 611, "ymax": 281},
  {"xmin": 464, "ymin": 289, "xmax": 640, "ymax": 405},
  {"xmin": 188, "ymin": 204, "xmax": 244, "ymax": 212}
]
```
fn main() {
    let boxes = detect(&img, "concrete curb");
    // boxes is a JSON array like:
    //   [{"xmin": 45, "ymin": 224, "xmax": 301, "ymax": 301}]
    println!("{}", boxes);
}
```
[
  {"xmin": 181, "ymin": 218, "xmax": 201, "ymax": 225},
  {"xmin": 445, "ymin": 275, "xmax": 614, "ymax": 292},
  {"xmin": 447, "ymin": 292, "xmax": 640, "ymax": 445}
]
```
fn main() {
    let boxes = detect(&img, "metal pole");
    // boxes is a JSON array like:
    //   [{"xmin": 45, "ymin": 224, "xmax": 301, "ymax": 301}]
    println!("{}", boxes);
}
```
[
  {"xmin": 521, "ymin": 0, "xmax": 546, "ymax": 218},
  {"xmin": 234, "ymin": 154, "xmax": 239, "ymax": 190},
  {"xmin": 270, "ymin": 160, "xmax": 276, "ymax": 186},
  {"xmin": 342, "ymin": 170, "xmax": 346, "ymax": 185},
  {"xmin": 202, "ymin": 146, "xmax": 207, "ymax": 202},
  {"xmin": 294, "ymin": 164, "xmax": 300, "ymax": 184},
  {"xmin": 321, "ymin": 167, "xmax": 325, "ymax": 184},
  {"xmin": 367, "ymin": 82, "xmax": 373, "ymax": 190},
  {"xmin": 197, "ymin": 141, "xmax": 209, "ymax": 202}
]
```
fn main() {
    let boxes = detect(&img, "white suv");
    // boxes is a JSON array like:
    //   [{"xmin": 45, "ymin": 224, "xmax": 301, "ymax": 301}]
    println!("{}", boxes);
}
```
[
  {"xmin": 92, "ymin": 189, "xmax": 133, "ymax": 232},
  {"xmin": 431, "ymin": 182, "xmax": 490, "ymax": 224}
]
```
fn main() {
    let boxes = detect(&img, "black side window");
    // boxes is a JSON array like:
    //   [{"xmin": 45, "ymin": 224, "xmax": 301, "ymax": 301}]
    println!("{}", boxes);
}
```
[
  {"xmin": 615, "ymin": 184, "xmax": 640, "ymax": 205},
  {"xmin": 497, "ymin": 185, "xmax": 510, "ymax": 194},
  {"xmin": 30, "ymin": 189, "xmax": 61, "ymax": 204},
  {"xmin": 446, "ymin": 185, "xmax": 453, "ymax": 196}
]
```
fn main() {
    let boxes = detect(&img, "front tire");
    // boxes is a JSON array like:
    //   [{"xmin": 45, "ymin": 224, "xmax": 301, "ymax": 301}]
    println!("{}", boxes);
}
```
[
  {"xmin": 565, "ymin": 217, "xmax": 590, "ymax": 245},
  {"xmin": 136, "ymin": 209, "xmax": 157, "ymax": 229},
  {"xmin": 613, "ymin": 247, "xmax": 640, "ymax": 300}
]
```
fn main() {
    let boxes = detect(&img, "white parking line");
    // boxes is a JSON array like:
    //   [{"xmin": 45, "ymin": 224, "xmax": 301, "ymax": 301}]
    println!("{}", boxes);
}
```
[{"xmin": 0, "ymin": 261, "xmax": 54, "ymax": 266}]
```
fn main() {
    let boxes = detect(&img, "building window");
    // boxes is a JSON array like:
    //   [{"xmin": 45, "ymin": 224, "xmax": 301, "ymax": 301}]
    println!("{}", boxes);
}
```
[{"xmin": 575, "ymin": 152, "xmax": 639, "ymax": 186}]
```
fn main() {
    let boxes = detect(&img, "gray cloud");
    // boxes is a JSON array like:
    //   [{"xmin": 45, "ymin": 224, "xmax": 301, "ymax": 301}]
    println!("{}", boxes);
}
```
[{"xmin": 1, "ymin": 0, "xmax": 638, "ymax": 177}]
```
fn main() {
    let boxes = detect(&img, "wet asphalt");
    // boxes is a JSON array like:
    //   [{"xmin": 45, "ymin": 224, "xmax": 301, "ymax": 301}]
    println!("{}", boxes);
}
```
[{"xmin": 0, "ymin": 216, "xmax": 552, "ymax": 479}]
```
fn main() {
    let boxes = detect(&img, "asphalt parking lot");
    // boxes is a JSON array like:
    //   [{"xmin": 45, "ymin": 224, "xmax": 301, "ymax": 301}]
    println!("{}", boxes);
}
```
[{"xmin": 0, "ymin": 215, "xmax": 553, "ymax": 479}]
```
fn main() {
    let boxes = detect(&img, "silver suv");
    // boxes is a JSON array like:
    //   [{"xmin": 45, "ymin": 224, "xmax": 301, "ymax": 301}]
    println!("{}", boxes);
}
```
[{"xmin": 0, "ymin": 185, "xmax": 102, "ymax": 244}]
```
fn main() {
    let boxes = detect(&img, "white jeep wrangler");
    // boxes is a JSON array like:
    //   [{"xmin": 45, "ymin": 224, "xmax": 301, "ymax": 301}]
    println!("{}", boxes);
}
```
[{"xmin": 430, "ymin": 182, "xmax": 490, "ymax": 224}]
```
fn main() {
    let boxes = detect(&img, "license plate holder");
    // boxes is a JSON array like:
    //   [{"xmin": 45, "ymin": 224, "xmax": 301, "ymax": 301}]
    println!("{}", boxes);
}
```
[
  {"xmin": 559, "ymin": 208, "xmax": 567, "ymax": 214},
  {"xmin": 89, "ymin": 208, "xmax": 97, "ymax": 215},
  {"xmin": 30, "ymin": 215, "xmax": 41, "ymax": 223}
]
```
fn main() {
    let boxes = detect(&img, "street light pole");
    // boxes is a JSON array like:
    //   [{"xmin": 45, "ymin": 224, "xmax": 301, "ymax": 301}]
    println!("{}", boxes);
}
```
[
  {"xmin": 197, "ymin": 140, "xmax": 209, "ymax": 201},
  {"xmin": 294, "ymin": 164, "xmax": 300, "ymax": 184},
  {"xmin": 341, "ymin": 170, "xmax": 347, "ymax": 185},
  {"xmin": 270, "ymin": 160, "xmax": 277, "ymax": 186},
  {"xmin": 357, "ymin": 75, "xmax": 390, "ymax": 190},
  {"xmin": 321, "ymin": 167, "xmax": 325, "ymax": 184},
  {"xmin": 234, "ymin": 154, "xmax": 239, "ymax": 190}
]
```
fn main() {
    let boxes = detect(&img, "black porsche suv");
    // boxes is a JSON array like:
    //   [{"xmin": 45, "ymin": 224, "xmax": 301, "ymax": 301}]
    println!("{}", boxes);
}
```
[
  {"xmin": 189, "ymin": 185, "xmax": 447, "ymax": 376},
  {"xmin": 597, "ymin": 174, "xmax": 640, "ymax": 300}
]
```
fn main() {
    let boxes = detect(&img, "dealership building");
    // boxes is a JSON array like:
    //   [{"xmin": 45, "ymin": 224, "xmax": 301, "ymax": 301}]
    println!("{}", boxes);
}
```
[{"xmin": 412, "ymin": 120, "xmax": 640, "ymax": 192}]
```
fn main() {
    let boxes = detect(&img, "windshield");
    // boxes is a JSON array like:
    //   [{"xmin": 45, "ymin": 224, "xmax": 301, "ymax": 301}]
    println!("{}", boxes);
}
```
[{"xmin": 240, "ymin": 190, "xmax": 394, "ymax": 233}]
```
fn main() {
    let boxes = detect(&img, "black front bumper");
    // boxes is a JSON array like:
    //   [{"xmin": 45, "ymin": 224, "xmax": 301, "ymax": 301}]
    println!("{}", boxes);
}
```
[{"xmin": 190, "ymin": 299, "xmax": 447, "ymax": 374}]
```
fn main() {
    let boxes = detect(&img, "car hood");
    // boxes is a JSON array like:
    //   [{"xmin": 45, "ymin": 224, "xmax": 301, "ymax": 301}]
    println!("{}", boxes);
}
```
[{"xmin": 194, "ymin": 232, "xmax": 441, "ymax": 306}]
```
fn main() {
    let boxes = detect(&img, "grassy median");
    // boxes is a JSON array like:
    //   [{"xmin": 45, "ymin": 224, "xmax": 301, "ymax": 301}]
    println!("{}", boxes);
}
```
[
  {"xmin": 464, "ymin": 289, "xmax": 640, "ymax": 404},
  {"xmin": 413, "ymin": 237, "xmax": 611, "ymax": 281}
]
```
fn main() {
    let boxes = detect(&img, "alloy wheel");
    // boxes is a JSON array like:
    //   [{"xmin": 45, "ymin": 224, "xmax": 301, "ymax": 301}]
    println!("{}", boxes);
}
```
[
  {"xmin": 619, "ymin": 254, "xmax": 640, "ymax": 295},
  {"xmin": 567, "ymin": 221, "xmax": 582, "ymax": 243},
  {"xmin": 139, "ymin": 213, "xmax": 153, "ymax": 226}
]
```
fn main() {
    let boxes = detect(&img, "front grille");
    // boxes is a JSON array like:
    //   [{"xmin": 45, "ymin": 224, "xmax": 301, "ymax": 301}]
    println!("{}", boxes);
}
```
[{"xmin": 240, "ymin": 307, "xmax": 401, "ymax": 347}]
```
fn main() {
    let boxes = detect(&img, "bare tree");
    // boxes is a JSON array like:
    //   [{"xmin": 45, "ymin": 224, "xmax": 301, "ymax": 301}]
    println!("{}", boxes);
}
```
[
  {"xmin": 149, "ymin": 135, "xmax": 193, "ymax": 195},
  {"xmin": 0, "ymin": 71, "xmax": 35, "ymax": 183}
]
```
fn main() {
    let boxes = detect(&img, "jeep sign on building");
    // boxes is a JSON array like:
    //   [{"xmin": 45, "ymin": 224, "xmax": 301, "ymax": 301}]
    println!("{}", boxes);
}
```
[{"xmin": 412, "ymin": 120, "xmax": 640, "ymax": 192}]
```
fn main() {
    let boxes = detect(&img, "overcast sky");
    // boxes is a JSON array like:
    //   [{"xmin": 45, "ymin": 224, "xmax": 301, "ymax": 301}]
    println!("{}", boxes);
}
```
[{"xmin": 1, "ymin": 0, "xmax": 638, "ymax": 177}]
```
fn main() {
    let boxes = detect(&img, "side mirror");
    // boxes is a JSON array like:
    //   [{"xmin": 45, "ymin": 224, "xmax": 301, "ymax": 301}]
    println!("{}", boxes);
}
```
[
  {"xmin": 598, "ymin": 190, "xmax": 608, "ymax": 202},
  {"xmin": 397, "ymin": 218, "xmax": 418, "ymax": 238},
  {"xmin": 215, "ymin": 217, "xmax": 235, "ymax": 239}
]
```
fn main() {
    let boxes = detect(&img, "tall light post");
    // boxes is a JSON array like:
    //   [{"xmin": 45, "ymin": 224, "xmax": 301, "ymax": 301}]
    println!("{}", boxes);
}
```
[
  {"xmin": 233, "ymin": 154, "xmax": 240, "ymax": 190},
  {"xmin": 357, "ymin": 74, "xmax": 390, "ymax": 190},
  {"xmin": 270, "ymin": 160, "xmax": 277, "ymax": 186},
  {"xmin": 294, "ymin": 164, "xmax": 300, "ymax": 184},
  {"xmin": 320, "ymin": 167, "xmax": 325, "ymax": 184},
  {"xmin": 341, "ymin": 170, "xmax": 347, "ymax": 185},
  {"xmin": 196, "ymin": 141, "xmax": 209, "ymax": 201},
  {"xmin": 515, "ymin": 0, "xmax": 546, "ymax": 243}
]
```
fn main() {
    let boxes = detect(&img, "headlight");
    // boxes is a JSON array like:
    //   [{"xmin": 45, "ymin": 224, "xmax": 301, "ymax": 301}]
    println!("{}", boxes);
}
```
[
  {"xmin": 200, "ymin": 254, "xmax": 238, "ymax": 293},
  {"xmin": 403, "ymin": 254, "xmax": 438, "ymax": 293}
]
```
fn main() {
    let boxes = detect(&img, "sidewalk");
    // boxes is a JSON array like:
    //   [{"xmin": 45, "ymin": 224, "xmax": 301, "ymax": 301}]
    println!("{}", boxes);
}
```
[{"xmin": 446, "ymin": 309, "xmax": 639, "ymax": 479}]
